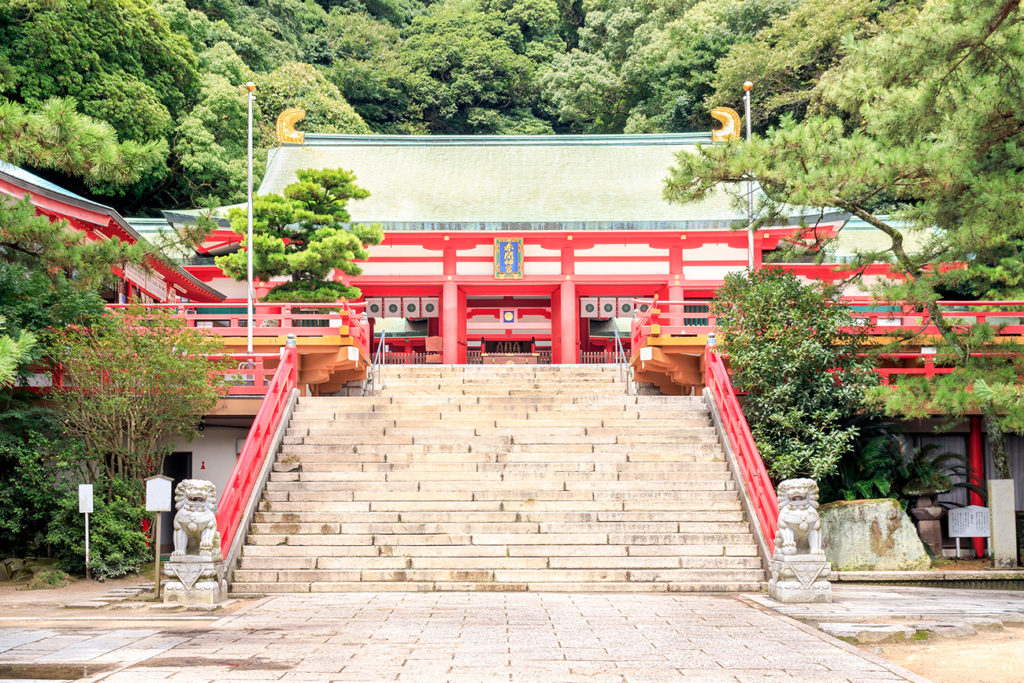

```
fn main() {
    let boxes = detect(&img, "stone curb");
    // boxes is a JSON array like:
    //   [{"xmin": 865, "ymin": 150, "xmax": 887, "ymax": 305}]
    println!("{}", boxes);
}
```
[
  {"xmin": 834, "ymin": 570, "xmax": 1024, "ymax": 582},
  {"xmin": 737, "ymin": 595, "xmax": 934, "ymax": 683}
]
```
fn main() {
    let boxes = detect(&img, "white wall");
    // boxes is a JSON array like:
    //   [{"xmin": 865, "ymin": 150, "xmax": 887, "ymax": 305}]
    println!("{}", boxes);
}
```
[{"xmin": 171, "ymin": 426, "xmax": 248, "ymax": 504}]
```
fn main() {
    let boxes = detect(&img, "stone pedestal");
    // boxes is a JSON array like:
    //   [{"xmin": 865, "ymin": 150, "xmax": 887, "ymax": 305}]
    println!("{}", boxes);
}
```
[
  {"xmin": 768, "ymin": 553, "xmax": 832, "ymax": 603},
  {"xmin": 163, "ymin": 555, "xmax": 228, "ymax": 605},
  {"xmin": 909, "ymin": 495, "xmax": 946, "ymax": 556}
]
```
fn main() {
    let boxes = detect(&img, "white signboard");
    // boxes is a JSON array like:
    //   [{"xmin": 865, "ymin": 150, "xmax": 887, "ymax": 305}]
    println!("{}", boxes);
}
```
[
  {"xmin": 78, "ymin": 484, "xmax": 93, "ymax": 514},
  {"xmin": 948, "ymin": 505, "xmax": 990, "ymax": 538},
  {"xmin": 145, "ymin": 475, "xmax": 173, "ymax": 512}
]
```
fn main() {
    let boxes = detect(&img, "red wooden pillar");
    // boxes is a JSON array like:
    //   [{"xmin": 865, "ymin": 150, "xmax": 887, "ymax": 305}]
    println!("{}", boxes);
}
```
[
  {"xmin": 557, "ymin": 279, "xmax": 578, "ymax": 364},
  {"xmin": 457, "ymin": 288, "xmax": 467, "ymax": 363},
  {"xmin": 969, "ymin": 416, "xmax": 986, "ymax": 557},
  {"xmin": 668, "ymin": 284, "xmax": 684, "ymax": 333},
  {"xmin": 550, "ymin": 286, "xmax": 562, "ymax": 363},
  {"xmin": 442, "ymin": 279, "xmax": 466, "ymax": 364}
]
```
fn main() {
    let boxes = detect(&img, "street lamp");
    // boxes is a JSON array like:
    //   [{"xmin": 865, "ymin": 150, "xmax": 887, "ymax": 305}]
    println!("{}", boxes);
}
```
[
  {"xmin": 743, "ymin": 80, "xmax": 755, "ymax": 271},
  {"xmin": 246, "ymin": 81, "xmax": 255, "ymax": 354}
]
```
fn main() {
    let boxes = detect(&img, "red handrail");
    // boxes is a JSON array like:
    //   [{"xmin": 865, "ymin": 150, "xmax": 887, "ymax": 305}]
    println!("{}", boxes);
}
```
[
  {"xmin": 216, "ymin": 344, "xmax": 299, "ymax": 555},
  {"xmin": 704, "ymin": 346, "xmax": 778, "ymax": 553}
]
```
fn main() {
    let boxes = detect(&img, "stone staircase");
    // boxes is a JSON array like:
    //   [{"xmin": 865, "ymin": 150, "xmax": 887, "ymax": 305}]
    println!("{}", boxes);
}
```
[{"xmin": 232, "ymin": 365, "xmax": 765, "ymax": 593}]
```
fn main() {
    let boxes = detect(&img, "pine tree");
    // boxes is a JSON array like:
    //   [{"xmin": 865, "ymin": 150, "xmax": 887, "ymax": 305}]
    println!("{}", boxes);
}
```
[
  {"xmin": 216, "ymin": 168, "xmax": 384, "ymax": 302},
  {"xmin": 665, "ymin": 0, "xmax": 1024, "ymax": 477}
]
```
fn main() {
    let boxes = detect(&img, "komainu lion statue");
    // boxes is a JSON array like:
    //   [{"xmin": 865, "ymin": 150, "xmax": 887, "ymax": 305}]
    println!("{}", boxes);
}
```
[
  {"xmin": 774, "ymin": 478, "xmax": 823, "ymax": 556},
  {"xmin": 172, "ymin": 479, "xmax": 221, "ymax": 558}
]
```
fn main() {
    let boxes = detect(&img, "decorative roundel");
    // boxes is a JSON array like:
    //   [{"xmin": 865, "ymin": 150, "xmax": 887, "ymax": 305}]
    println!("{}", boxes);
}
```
[
  {"xmin": 424, "ymin": 302, "xmax": 436, "ymax": 313},
  {"xmin": 602, "ymin": 302, "xmax": 615, "ymax": 313},
  {"xmin": 387, "ymin": 303, "xmax": 400, "ymax": 314},
  {"xmin": 621, "ymin": 302, "xmax": 634, "ymax": 312},
  {"xmin": 406, "ymin": 303, "xmax": 416, "ymax": 312},
  {"xmin": 582, "ymin": 301, "xmax": 596, "ymax": 314}
]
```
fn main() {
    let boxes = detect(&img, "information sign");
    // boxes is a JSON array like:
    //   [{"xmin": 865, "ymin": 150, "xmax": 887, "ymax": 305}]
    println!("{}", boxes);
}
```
[
  {"xmin": 78, "ymin": 484, "xmax": 93, "ymax": 514},
  {"xmin": 948, "ymin": 505, "xmax": 990, "ymax": 538},
  {"xmin": 949, "ymin": 505, "xmax": 990, "ymax": 559},
  {"xmin": 146, "ymin": 475, "xmax": 173, "ymax": 512}
]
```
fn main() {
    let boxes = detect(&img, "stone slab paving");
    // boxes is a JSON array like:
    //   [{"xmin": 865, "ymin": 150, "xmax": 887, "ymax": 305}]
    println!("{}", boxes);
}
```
[
  {"xmin": 0, "ymin": 593, "xmax": 927, "ymax": 682},
  {"xmin": 746, "ymin": 584, "xmax": 1024, "ymax": 622}
]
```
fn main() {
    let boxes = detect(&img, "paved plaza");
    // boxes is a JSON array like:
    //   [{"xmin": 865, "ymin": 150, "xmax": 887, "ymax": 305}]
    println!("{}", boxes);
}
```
[{"xmin": 0, "ymin": 592, "xmax": 927, "ymax": 682}]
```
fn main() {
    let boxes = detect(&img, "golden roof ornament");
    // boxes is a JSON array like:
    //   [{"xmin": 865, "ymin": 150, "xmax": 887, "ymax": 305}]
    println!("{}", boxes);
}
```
[
  {"xmin": 276, "ymin": 108, "xmax": 306, "ymax": 144},
  {"xmin": 710, "ymin": 107, "xmax": 741, "ymax": 142}
]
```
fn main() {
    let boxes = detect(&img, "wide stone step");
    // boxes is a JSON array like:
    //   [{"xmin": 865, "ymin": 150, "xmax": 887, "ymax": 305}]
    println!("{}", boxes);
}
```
[
  {"xmin": 240, "ymin": 542, "xmax": 753, "ymax": 559},
  {"xmin": 231, "ymin": 580, "xmax": 764, "ymax": 594},
  {"xmin": 248, "ymin": 521, "xmax": 752, "ymax": 536},
  {"xmin": 284, "ymin": 418, "xmax": 713, "ymax": 432},
  {"xmin": 269, "ymin": 470, "xmax": 734, "ymax": 483},
  {"xmin": 232, "ymin": 567, "xmax": 764, "ymax": 585},
  {"xmin": 252, "ymin": 509, "xmax": 746, "ymax": 524},
  {"xmin": 258, "ymin": 498, "xmax": 744, "ymax": 513},
  {"xmin": 265, "ymin": 476, "xmax": 735, "ymax": 490},
  {"xmin": 244, "ymin": 531, "xmax": 754, "ymax": 547}
]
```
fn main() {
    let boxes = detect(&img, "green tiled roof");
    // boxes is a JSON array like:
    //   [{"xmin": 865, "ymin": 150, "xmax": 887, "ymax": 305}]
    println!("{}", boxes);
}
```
[{"xmin": 258, "ymin": 133, "xmax": 755, "ymax": 227}]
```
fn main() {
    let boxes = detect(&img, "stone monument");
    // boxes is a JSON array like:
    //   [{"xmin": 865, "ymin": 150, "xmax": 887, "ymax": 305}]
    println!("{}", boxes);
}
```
[
  {"xmin": 768, "ymin": 478, "xmax": 832, "ymax": 603},
  {"xmin": 162, "ymin": 479, "xmax": 228, "ymax": 605}
]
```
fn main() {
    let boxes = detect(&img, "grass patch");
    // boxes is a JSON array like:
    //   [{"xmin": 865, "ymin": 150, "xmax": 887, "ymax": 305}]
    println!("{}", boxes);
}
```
[{"xmin": 26, "ymin": 569, "xmax": 72, "ymax": 590}]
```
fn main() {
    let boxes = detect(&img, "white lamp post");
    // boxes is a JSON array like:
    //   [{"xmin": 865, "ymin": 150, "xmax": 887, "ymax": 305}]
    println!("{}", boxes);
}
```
[
  {"xmin": 246, "ymin": 81, "xmax": 256, "ymax": 354},
  {"xmin": 743, "ymin": 80, "xmax": 755, "ymax": 271}
]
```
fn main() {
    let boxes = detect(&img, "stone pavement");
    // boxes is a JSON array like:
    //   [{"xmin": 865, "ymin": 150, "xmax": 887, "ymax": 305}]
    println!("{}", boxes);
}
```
[
  {"xmin": 746, "ymin": 584, "xmax": 1024, "ymax": 622},
  {"xmin": 0, "ymin": 592, "xmax": 927, "ymax": 682}
]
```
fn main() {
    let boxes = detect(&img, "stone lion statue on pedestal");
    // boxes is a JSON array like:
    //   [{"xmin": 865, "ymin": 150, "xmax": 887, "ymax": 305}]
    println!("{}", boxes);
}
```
[
  {"xmin": 774, "ymin": 477, "xmax": 823, "ymax": 557},
  {"xmin": 164, "ymin": 479, "xmax": 227, "ymax": 605},
  {"xmin": 768, "ymin": 478, "xmax": 831, "ymax": 603},
  {"xmin": 172, "ymin": 479, "xmax": 221, "ymax": 559}
]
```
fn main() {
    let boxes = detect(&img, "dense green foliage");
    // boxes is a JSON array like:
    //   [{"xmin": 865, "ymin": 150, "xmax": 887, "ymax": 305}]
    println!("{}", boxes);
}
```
[
  {"xmin": 2, "ymin": 0, "xmax": 887, "ymax": 212},
  {"xmin": 667, "ymin": 0, "xmax": 1024, "ymax": 478},
  {"xmin": 47, "ymin": 477, "xmax": 150, "ymax": 580},
  {"xmin": 216, "ymin": 168, "xmax": 383, "ymax": 302},
  {"xmin": 0, "ymin": 82, "xmax": 219, "ymax": 576},
  {"xmin": 0, "ymin": 433, "xmax": 86, "ymax": 556},
  {"xmin": 714, "ymin": 268, "xmax": 878, "ymax": 480}
]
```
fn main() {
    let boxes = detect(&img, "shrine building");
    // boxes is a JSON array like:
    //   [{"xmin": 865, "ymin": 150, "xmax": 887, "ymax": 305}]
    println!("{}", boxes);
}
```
[{"xmin": 186, "ymin": 129, "xmax": 849, "ymax": 365}]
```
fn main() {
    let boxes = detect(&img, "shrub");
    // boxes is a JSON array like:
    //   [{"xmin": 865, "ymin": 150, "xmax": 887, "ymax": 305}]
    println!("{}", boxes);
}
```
[
  {"xmin": 0, "ymin": 432, "xmax": 87, "ymax": 557},
  {"xmin": 714, "ymin": 267, "xmax": 879, "ymax": 480},
  {"xmin": 46, "ymin": 477, "xmax": 150, "ymax": 580}
]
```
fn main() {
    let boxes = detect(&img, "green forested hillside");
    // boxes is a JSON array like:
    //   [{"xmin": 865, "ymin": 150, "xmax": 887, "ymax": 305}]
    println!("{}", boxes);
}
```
[{"xmin": 0, "ymin": 0, "xmax": 918, "ymax": 213}]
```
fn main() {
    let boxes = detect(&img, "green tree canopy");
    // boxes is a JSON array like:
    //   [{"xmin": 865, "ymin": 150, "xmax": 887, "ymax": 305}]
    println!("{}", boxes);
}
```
[
  {"xmin": 713, "ymin": 267, "xmax": 878, "ymax": 480},
  {"xmin": 665, "ymin": 0, "xmax": 1024, "ymax": 477},
  {"xmin": 257, "ymin": 62, "xmax": 371, "ymax": 135},
  {"xmin": 52, "ymin": 307, "xmax": 228, "ymax": 482},
  {"xmin": 216, "ymin": 168, "xmax": 383, "ymax": 302},
  {"xmin": 0, "ymin": 0, "xmax": 199, "ymax": 143}
]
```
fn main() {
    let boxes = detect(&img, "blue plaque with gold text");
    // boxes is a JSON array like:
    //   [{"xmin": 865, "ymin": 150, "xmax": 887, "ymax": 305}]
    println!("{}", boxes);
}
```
[{"xmin": 494, "ymin": 238, "xmax": 524, "ymax": 279}]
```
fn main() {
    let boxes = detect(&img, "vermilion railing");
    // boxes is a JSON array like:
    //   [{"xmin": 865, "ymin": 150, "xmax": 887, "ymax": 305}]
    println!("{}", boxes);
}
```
[
  {"xmin": 631, "ymin": 298, "xmax": 1024, "ymax": 354},
  {"xmin": 216, "ymin": 343, "xmax": 299, "ymax": 555},
  {"xmin": 704, "ymin": 346, "xmax": 778, "ymax": 553},
  {"xmin": 106, "ymin": 302, "xmax": 371, "ymax": 356},
  {"xmin": 212, "ymin": 353, "xmax": 279, "ymax": 396}
]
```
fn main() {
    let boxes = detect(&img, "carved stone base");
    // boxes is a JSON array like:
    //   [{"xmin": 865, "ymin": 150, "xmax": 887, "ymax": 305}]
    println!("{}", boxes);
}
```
[
  {"xmin": 768, "ymin": 554, "xmax": 832, "ymax": 603},
  {"xmin": 163, "ymin": 555, "xmax": 227, "ymax": 605}
]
